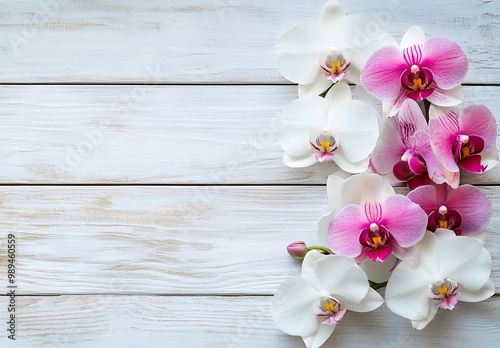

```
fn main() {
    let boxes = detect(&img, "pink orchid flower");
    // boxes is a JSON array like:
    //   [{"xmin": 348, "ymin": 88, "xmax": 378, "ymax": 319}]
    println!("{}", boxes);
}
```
[
  {"xmin": 361, "ymin": 26, "xmax": 468, "ymax": 116},
  {"xmin": 327, "ymin": 193, "xmax": 427, "ymax": 265},
  {"xmin": 407, "ymin": 183, "xmax": 492, "ymax": 238},
  {"xmin": 370, "ymin": 99, "xmax": 446, "ymax": 189},
  {"xmin": 429, "ymin": 105, "xmax": 499, "ymax": 187}
]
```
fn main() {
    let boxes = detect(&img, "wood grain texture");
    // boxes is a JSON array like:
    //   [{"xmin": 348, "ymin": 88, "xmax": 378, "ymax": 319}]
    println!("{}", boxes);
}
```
[
  {"xmin": 0, "ymin": 84, "xmax": 499, "ymax": 184},
  {"xmin": 0, "ymin": 0, "xmax": 498, "ymax": 83},
  {"xmin": 0, "ymin": 295, "xmax": 499, "ymax": 347},
  {"xmin": 0, "ymin": 185, "xmax": 498, "ymax": 295}
]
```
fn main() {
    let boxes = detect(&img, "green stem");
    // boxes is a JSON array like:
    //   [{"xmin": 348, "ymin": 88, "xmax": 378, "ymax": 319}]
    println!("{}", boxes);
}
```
[
  {"xmin": 307, "ymin": 245, "xmax": 334, "ymax": 255},
  {"xmin": 319, "ymin": 83, "xmax": 334, "ymax": 98},
  {"xmin": 369, "ymin": 280, "xmax": 388, "ymax": 290}
]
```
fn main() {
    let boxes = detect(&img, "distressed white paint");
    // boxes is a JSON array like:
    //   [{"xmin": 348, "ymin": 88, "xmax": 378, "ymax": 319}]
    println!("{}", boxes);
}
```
[
  {"xmin": 0, "ymin": 85, "xmax": 499, "ymax": 184},
  {"xmin": 0, "ymin": 186, "xmax": 498, "ymax": 294},
  {"xmin": 0, "ymin": 295, "xmax": 499, "ymax": 347},
  {"xmin": 0, "ymin": 0, "xmax": 498, "ymax": 83}
]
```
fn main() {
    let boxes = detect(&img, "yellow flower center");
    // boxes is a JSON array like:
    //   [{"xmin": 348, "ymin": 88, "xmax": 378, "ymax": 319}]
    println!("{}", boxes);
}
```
[
  {"xmin": 325, "ymin": 301, "xmax": 335, "ymax": 312},
  {"xmin": 413, "ymin": 78, "xmax": 423, "ymax": 89},
  {"xmin": 331, "ymin": 60, "xmax": 341, "ymax": 73},
  {"xmin": 438, "ymin": 284, "xmax": 448, "ymax": 296},
  {"xmin": 461, "ymin": 145, "xmax": 470, "ymax": 158},
  {"xmin": 321, "ymin": 140, "xmax": 331, "ymax": 152},
  {"xmin": 439, "ymin": 220, "xmax": 449, "ymax": 229},
  {"xmin": 371, "ymin": 236, "xmax": 383, "ymax": 247}
]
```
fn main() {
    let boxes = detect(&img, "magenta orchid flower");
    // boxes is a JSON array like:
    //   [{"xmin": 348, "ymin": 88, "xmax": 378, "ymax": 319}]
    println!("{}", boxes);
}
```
[
  {"xmin": 407, "ymin": 183, "xmax": 492, "ymax": 239},
  {"xmin": 318, "ymin": 171, "xmax": 400, "ymax": 283},
  {"xmin": 386, "ymin": 229, "xmax": 494, "ymax": 330},
  {"xmin": 429, "ymin": 105, "xmax": 499, "ymax": 187},
  {"xmin": 361, "ymin": 26, "xmax": 468, "ymax": 116},
  {"xmin": 327, "ymin": 190, "xmax": 427, "ymax": 265},
  {"xmin": 277, "ymin": 0, "xmax": 396, "ymax": 97},
  {"xmin": 370, "ymin": 99, "xmax": 446, "ymax": 189}
]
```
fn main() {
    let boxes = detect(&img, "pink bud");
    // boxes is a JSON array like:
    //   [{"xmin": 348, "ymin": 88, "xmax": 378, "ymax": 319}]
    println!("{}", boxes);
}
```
[{"xmin": 287, "ymin": 241, "xmax": 308, "ymax": 260}]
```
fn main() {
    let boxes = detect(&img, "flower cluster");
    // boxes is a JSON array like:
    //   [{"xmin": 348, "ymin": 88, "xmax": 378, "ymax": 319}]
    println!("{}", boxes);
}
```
[{"xmin": 272, "ymin": 2, "xmax": 497, "ymax": 347}]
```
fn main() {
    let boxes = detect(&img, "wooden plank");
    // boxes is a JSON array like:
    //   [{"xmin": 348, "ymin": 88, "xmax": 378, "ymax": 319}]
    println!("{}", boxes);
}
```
[
  {"xmin": 0, "ymin": 295, "xmax": 498, "ymax": 347},
  {"xmin": 0, "ymin": 85, "xmax": 499, "ymax": 185},
  {"xmin": 0, "ymin": 0, "xmax": 498, "ymax": 83},
  {"xmin": 0, "ymin": 186, "xmax": 498, "ymax": 295}
]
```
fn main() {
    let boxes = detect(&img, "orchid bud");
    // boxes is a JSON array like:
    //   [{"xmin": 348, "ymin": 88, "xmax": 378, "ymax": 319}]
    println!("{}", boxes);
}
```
[{"xmin": 286, "ymin": 241, "xmax": 308, "ymax": 260}]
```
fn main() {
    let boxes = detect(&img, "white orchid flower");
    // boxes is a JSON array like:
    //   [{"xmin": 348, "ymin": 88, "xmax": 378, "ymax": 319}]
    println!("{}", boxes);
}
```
[
  {"xmin": 277, "ymin": 0, "xmax": 396, "ymax": 97},
  {"xmin": 279, "ymin": 82, "xmax": 379, "ymax": 173},
  {"xmin": 386, "ymin": 229, "xmax": 495, "ymax": 330},
  {"xmin": 272, "ymin": 251, "xmax": 383, "ymax": 348}
]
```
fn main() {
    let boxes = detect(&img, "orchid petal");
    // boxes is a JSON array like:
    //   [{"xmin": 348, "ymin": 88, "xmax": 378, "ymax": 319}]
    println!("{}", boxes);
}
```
[
  {"xmin": 280, "ymin": 129, "xmax": 312, "ymax": 158},
  {"xmin": 332, "ymin": 151, "xmax": 369, "ymax": 174},
  {"xmin": 407, "ymin": 184, "xmax": 439, "ymax": 213},
  {"xmin": 386, "ymin": 260, "xmax": 433, "ymax": 320},
  {"xmin": 479, "ymin": 146, "xmax": 499, "ymax": 171},
  {"xmin": 459, "ymin": 105, "xmax": 497, "ymax": 151},
  {"xmin": 436, "ymin": 235, "xmax": 492, "ymax": 291},
  {"xmin": 381, "ymin": 195, "xmax": 427, "ymax": 247},
  {"xmin": 302, "ymin": 321, "xmax": 336, "ymax": 348},
  {"xmin": 302, "ymin": 250, "xmax": 325, "ymax": 280},
  {"xmin": 337, "ymin": 288, "xmax": 384, "ymax": 313},
  {"xmin": 326, "ymin": 174, "xmax": 346, "ymax": 208},
  {"xmin": 319, "ymin": 0, "xmax": 345, "ymax": 27},
  {"xmin": 426, "ymin": 84, "xmax": 465, "ymax": 107},
  {"xmin": 283, "ymin": 153, "xmax": 318, "ymax": 168},
  {"xmin": 393, "ymin": 161, "xmax": 413, "ymax": 182},
  {"xmin": 298, "ymin": 69, "xmax": 333, "ymax": 98},
  {"xmin": 391, "ymin": 243, "xmax": 420, "ymax": 268},
  {"xmin": 370, "ymin": 117, "xmax": 406, "ymax": 174},
  {"xmin": 413, "ymin": 130, "xmax": 445, "ymax": 183},
  {"xmin": 400, "ymin": 25, "xmax": 426, "ymax": 49},
  {"xmin": 407, "ymin": 174, "xmax": 434, "ymax": 190},
  {"xmin": 408, "ymin": 156, "xmax": 426, "ymax": 175},
  {"xmin": 444, "ymin": 167, "xmax": 460, "ymax": 188},
  {"xmin": 327, "ymin": 204, "xmax": 366, "ymax": 258},
  {"xmin": 340, "ymin": 172, "xmax": 395, "ymax": 205},
  {"xmin": 359, "ymin": 254, "xmax": 398, "ymax": 283},
  {"xmin": 324, "ymin": 81, "xmax": 352, "ymax": 106},
  {"xmin": 445, "ymin": 184, "xmax": 492, "ymax": 235},
  {"xmin": 314, "ymin": 255, "xmax": 369, "ymax": 303},
  {"xmin": 421, "ymin": 36, "xmax": 468, "ymax": 89},
  {"xmin": 301, "ymin": 250, "xmax": 327, "ymax": 292},
  {"xmin": 271, "ymin": 277, "xmax": 319, "ymax": 337},
  {"xmin": 459, "ymin": 279, "xmax": 495, "ymax": 302},
  {"xmin": 276, "ymin": 22, "xmax": 327, "ymax": 84},
  {"xmin": 398, "ymin": 98, "xmax": 428, "ymax": 131},
  {"xmin": 429, "ymin": 113, "xmax": 460, "ymax": 172},
  {"xmin": 361, "ymin": 46, "xmax": 406, "ymax": 100},
  {"xmin": 332, "ymin": 100, "xmax": 380, "ymax": 162},
  {"xmin": 318, "ymin": 210, "xmax": 336, "ymax": 246},
  {"xmin": 411, "ymin": 305, "xmax": 438, "ymax": 330},
  {"xmin": 459, "ymin": 155, "xmax": 486, "ymax": 173}
]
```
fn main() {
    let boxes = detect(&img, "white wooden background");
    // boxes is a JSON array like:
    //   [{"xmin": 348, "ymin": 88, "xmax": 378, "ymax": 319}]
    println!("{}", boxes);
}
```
[{"xmin": 0, "ymin": 0, "xmax": 499, "ymax": 347}]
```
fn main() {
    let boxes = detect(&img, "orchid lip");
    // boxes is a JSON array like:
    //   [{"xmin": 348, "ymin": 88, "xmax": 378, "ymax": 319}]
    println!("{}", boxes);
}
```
[
  {"xmin": 427, "ymin": 278, "xmax": 460, "ymax": 310},
  {"xmin": 453, "ymin": 134, "xmax": 485, "ymax": 162},
  {"xmin": 314, "ymin": 295, "xmax": 346, "ymax": 325},
  {"xmin": 428, "ymin": 207, "xmax": 462, "ymax": 232},
  {"xmin": 309, "ymin": 131, "xmax": 338, "ymax": 162},
  {"xmin": 320, "ymin": 50, "xmax": 351, "ymax": 83},
  {"xmin": 359, "ymin": 222, "xmax": 393, "ymax": 262}
]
